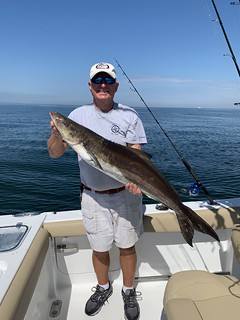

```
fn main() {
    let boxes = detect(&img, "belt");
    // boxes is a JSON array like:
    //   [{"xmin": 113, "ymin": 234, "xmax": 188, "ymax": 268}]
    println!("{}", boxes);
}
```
[{"xmin": 81, "ymin": 183, "xmax": 125, "ymax": 194}]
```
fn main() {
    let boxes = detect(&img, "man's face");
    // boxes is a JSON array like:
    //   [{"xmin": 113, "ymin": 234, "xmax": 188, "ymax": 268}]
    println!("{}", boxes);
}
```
[{"xmin": 89, "ymin": 72, "xmax": 119, "ymax": 103}]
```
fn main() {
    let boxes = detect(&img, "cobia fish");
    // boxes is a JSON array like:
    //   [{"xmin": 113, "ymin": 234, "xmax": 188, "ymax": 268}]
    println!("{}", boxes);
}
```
[{"xmin": 49, "ymin": 111, "xmax": 220, "ymax": 246}]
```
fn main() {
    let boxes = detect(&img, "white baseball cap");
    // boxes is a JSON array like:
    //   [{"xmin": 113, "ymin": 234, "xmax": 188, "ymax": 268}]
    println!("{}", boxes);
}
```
[{"xmin": 90, "ymin": 62, "xmax": 117, "ymax": 80}]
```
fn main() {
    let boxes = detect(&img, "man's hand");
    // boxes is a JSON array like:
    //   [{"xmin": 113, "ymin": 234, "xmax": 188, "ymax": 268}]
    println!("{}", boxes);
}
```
[
  {"xmin": 125, "ymin": 182, "xmax": 142, "ymax": 196},
  {"xmin": 50, "ymin": 120, "xmax": 61, "ymax": 137},
  {"xmin": 48, "ymin": 121, "xmax": 68, "ymax": 158}
]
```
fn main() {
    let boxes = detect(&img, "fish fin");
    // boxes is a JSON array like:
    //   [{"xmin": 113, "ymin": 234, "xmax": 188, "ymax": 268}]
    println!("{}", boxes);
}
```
[
  {"xmin": 176, "ymin": 205, "xmax": 220, "ymax": 246},
  {"xmin": 87, "ymin": 151, "xmax": 103, "ymax": 170},
  {"xmin": 175, "ymin": 211, "xmax": 195, "ymax": 247},
  {"xmin": 91, "ymin": 155, "xmax": 103, "ymax": 170}
]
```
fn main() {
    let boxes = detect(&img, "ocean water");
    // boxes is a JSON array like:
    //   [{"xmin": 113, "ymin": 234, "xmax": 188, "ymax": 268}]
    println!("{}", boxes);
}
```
[{"xmin": 0, "ymin": 104, "xmax": 240, "ymax": 215}]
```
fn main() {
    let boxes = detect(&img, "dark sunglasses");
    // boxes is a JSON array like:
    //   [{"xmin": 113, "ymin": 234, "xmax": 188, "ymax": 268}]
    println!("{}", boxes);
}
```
[{"xmin": 91, "ymin": 76, "xmax": 116, "ymax": 85}]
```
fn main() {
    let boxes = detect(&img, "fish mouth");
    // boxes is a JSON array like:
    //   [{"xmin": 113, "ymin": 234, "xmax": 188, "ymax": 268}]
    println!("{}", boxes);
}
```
[
  {"xmin": 49, "ymin": 112, "xmax": 60, "ymax": 125},
  {"xmin": 50, "ymin": 112, "xmax": 71, "ymax": 130},
  {"xmin": 49, "ymin": 111, "xmax": 58, "ymax": 119},
  {"xmin": 49, "ymin": 112, "xmax": 67, "ymax": 132}
]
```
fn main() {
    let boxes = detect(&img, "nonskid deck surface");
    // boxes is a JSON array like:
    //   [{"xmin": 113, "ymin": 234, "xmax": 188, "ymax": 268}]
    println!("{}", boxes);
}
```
[{"xmin": 47, "ymin": 279, "xmax": 167, "ymax": 320}]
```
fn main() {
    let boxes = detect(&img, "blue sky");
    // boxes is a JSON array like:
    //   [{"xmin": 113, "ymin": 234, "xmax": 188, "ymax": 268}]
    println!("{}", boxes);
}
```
[{"xmin": 1, "ymin": 0, "xmax": 240, "ymax": 107}]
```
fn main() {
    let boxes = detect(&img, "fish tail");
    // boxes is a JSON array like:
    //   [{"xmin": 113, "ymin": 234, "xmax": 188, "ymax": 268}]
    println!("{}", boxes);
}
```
[{"xmin": 176, "ymin": 204, "xmax": 220, "ymax": 247}]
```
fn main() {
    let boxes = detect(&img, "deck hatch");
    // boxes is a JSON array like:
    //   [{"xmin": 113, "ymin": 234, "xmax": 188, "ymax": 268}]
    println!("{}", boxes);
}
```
[{"xmin": 0, "ymin": 225, "xmax": 28, "ymax": 252}]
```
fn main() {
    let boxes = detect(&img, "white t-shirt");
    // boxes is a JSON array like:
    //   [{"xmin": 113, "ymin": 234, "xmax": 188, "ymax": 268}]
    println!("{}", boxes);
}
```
[{"xmin": 68, "ymin": 103, "xmax": 147, "ymax": 190}]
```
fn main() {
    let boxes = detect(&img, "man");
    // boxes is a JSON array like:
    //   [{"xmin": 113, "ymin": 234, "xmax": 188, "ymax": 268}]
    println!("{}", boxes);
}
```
[{"xmin": 48, "ymin": 62, "xmax": 147, "ymax": 320}]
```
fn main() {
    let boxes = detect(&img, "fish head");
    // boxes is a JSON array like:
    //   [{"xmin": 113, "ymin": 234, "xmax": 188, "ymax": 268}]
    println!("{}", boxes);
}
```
[{"xmin": 49, "ymin": 112, "xmax": 82, "ymax": 145}]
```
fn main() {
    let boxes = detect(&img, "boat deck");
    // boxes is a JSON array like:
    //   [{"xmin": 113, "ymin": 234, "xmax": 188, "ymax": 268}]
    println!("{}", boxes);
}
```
[{"xmin": 47, "ymin": 278, "xmax": 168, "ymax": 320}]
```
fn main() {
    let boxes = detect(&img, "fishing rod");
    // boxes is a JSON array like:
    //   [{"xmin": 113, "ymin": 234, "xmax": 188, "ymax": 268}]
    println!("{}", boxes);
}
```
[
  {"xmin": 114, "ymin": 59, "xmax": 216, "ymax": 205},
  {"xmin": 211, "ymin": 0, "xmax": 240, "ymax": 77}
]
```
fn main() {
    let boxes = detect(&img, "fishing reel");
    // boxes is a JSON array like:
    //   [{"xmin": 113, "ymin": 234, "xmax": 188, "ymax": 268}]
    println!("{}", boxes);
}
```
[
  {"xmin": 181, "ymin": 182, "xmax": 201, "ymax": 197},
  {"xmin": 155, "ymin": 182, "xmax": 201, "ymax": 211},
  {"xmin": 188, "ymin": 183, "xmax": 201, "ymax": 196}
]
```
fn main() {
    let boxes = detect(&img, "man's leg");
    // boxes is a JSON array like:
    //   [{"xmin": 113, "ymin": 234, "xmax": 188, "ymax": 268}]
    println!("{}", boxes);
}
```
[
  {"xmin": 119, "ymin": 246, "xmax": 137, "ymax": 287},
  {"xmin": 120, "ymin": 246, "xmax": 140, "ymax": 320},
  {"xmin": 92, "ymin": 250, "xmax": 110, "ymax": 285},
  {"xmin": 85, "ymin": 250, "xmax": 112, "ymax": 316}
]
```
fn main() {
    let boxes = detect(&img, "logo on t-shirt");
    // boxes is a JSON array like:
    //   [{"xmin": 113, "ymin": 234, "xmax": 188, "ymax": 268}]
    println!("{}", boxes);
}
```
[{"xmin": 111, "ymin": 124, "xmax": 127, "ymax": 137}]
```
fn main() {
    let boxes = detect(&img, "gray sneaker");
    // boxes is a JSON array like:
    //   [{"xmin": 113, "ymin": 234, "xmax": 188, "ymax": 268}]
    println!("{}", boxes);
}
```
[
  {"xmin": 122, "ymin": 288, "xmax": 141, "ymax": 320},
  {"xmin": 85, "ymin": 282, "xmax": 113, "ymax": 316}
]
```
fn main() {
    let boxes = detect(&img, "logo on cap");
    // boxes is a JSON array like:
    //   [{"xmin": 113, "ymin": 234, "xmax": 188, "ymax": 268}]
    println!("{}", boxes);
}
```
[{"xmin": 96, "ymin": 63, "xmax": 110, "ymax": 70}]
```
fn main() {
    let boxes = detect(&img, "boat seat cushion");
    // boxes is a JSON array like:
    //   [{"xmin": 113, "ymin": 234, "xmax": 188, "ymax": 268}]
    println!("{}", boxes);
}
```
[
  {"xmin": 163, "ymin": 270, "xmax": 240, "ymax": 320},
  {"xmin": 44, "ymin": 219, "xmax": 86, "ymax": 237},
  {"xmin": 231, "ymin": 224, "xmax": 240, "ymax": 264}
]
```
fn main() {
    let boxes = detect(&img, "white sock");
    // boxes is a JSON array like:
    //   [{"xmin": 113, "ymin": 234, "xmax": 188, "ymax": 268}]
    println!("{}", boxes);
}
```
[
  {"xmin": 99, "ymin": 282, "xmax": 109, "ymax": 290},
  {"xmin": 122, "ymin": 285, "xmax": 133, "ymax": 293}
]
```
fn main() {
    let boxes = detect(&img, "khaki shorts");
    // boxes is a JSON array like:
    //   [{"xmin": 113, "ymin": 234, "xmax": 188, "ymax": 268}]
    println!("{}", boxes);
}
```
[{"xmin": 81, "ymin": 189, "xmax": 143, "ymax": 252}]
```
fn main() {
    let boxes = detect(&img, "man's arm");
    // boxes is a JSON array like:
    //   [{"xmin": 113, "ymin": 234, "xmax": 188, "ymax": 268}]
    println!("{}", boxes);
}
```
[{"xmin": 47, "ymin": 121, "xmax": 68, "ymax": 158}]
